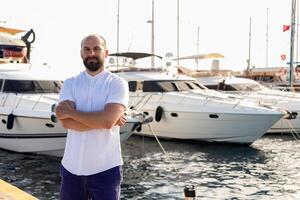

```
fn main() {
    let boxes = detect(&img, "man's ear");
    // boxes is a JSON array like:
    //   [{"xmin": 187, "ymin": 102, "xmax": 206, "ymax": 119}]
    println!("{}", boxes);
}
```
[
  {"xmin": 105, "ymin": 49, "xmax": 109, "ymax": 58},
  {"xmin": 80, "ymin": 49, "xmax": 84, "ymax": 59}
]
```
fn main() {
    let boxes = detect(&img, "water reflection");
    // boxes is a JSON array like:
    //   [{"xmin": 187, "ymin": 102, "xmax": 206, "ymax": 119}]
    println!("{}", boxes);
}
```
[{"xmin": 121, "ymin": 135, "xmax": 300, "ymax": 199}]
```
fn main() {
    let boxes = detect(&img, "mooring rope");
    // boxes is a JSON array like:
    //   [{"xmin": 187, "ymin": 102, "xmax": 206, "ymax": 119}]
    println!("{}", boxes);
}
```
[
  {"xmin": 285, "ymin": 119, "xmax": 300, "ymax": 140},
  {"xmin": 148, "ymin": 123, "xmax": 181, "ymax": 178}
]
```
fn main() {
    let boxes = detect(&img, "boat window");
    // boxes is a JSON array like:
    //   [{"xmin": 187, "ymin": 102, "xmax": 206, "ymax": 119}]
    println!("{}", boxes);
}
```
[
  {"xmin": 185, "ymin": 82, "xmax": 194, "ymax": 89},
  {"xmin": 143, "ymin": 81, "xmax": 178, "ymax": 92},
  {"xmin": 230, "ymin": 83, "xmax": 264, "ymax": 91},
  {"xmin": 205, "ymin": 84, "xmax": 237, "ymax": 91},
  {"xmin": 128, "ymin": 81, "xmax": 137, "ymax": 92},
  {"xmin": 3, "ymin": 80, "xmax": 62, "ymax": 93},
  {"xmin": 174, "ymin": 81, "xmax": 191, "ymax": 91},
  {"xmin": 186, "ymin": 82, "xmax": 207, "ymax": 90},
  {"xmin": 0, "ymin": 79, "xmax": 3, "ymax": 90},
  {"xmin": 142, "ymin": 80, "xmax": 205, "ymax": 92}
]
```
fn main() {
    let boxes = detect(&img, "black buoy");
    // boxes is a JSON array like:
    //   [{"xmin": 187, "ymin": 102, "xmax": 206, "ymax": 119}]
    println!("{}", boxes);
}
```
[
  {"xmin": 6, "ymin": 113, "xmax": 15, "ymax": 130},
  {"xmin": 51, "ymin": 114, "xmax": 57, "ymax": 123},
  {"xmin": 51, "ymin": 104, "xmax": 57, "ymax": 113},
  {"xmin": 155, "ymin": 106, "xmax": 164, "ymax": 122},
  {"xmin": 184, "ymin": 185, "xmax": 196, "ymax": 200}
]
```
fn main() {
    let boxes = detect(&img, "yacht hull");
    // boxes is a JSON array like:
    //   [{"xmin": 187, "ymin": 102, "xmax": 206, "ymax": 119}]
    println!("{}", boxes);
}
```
[
  {"xmin": 134, "ymin": 110, "xmax": 282, "ymax": 144},
  {"xmin": 0, "ymin": 115, "xmax": 140, "ymax": 156}
]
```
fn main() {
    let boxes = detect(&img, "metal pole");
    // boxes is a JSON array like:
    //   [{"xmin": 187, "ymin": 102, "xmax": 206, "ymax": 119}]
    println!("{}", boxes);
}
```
[
  {"xmin": 151, "ymin": 0, "xmax": 155, "ymax": 68},
  {"xmin": 290, "ymin": 0, "xmax": 297, "ymax": 87},
  {"xmin": 196, "ymin": 26, "xmax": 200, "ymax": 70},
  {"xmin": 297, "ymin": 0, "xmax": 299, "ymax": 62},
  {"xmin": 177, "ymin": 0, "xmax": 180, "ymax": 65},
  {"xmin": 266, "ymin": 8, "xmax": 269, "ymax": 68},
  {"xmin": 117, "ymin": 0, "xmax": 120, "ymax": 53},
  {"xmin": 248, "ymin": 18, "xmax": 252, "ymax": 71}
]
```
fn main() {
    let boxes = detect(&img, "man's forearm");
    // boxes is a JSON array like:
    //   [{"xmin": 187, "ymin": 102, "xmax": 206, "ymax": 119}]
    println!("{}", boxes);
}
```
[
  {"xmin": 65, "ymin": 104, "xmax": 125, "ymax": 129},
  {"xmin": 60, "ymin": 118, "xmax": 93, "ymax": 132}
]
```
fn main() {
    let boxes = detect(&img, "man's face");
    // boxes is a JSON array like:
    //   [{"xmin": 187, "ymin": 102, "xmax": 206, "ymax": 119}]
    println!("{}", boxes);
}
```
[{"xmin": 81, "ymin": 36, "xmax": 108, "ymax": 72}]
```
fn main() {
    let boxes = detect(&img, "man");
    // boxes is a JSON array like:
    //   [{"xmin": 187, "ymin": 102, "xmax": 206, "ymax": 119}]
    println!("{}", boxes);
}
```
[
  {"xmin": 55, "ymin": 34, "xmax": 129, "ymax": 200},
  {"xmin": 217, "ymin": 79, "xmax": 226, "ymax": 91}
]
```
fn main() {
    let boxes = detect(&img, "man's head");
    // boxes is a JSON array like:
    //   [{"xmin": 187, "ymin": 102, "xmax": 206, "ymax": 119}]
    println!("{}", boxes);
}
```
[{"xmin": 80, "ymin": 34, "xmax": 108, "ymax": 74}]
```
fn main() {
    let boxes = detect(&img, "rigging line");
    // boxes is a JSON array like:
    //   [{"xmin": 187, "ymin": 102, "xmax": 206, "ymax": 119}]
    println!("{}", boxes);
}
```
[
  {"xmin": 130, "ymin": 93, "xmax": 152, "ymax": 111},
  {"xmin": 285, "ymin": 119, "xmax": 300, "ymax": 139},
  {"xmin": 135, "ymin": 93, "xmax": 154, "ymax": 111},
  {"xmin": 288, "ymin": 119, "xmax": 300, "ymax": 139},
  {"xmin": 148, "ymin": 123, "xmax": 180, "ymax": 178}
]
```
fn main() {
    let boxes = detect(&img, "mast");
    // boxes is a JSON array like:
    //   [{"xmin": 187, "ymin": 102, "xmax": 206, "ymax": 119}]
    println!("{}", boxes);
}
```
[
  {"xmin": 177, "ymin": 0, "xmax": 180, "ymax": 65},
  {"xmin": 266, "ymin": 8, "xmax": 269, "ymax": 68},
  {"xmin": 151, "ymin": 0, "xmax": 155, "ymax": 68},
  {"xmin": 247, "ymin": 18, "xmax": 252, "ymax": 71},
  {"xmin": 297, "ymin": 0, "xmax": 299, "ymax": 62},
  {"xmin": 196, "ymin": 26, "xmax": 200, "ymax": 70},
  {"xmin": 117, "ymin": 0, "xmax": 120, "ymax": 54},
  {"xmin": 290, "ymin": 0, "xmax": 297, "ymax": 87}
]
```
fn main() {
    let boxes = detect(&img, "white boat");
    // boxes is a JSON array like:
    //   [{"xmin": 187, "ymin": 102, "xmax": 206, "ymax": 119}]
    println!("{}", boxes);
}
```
[
  {"xmin": 197, "ymin": 75, "xmax": 300, "ymax": 133},
  {"xmin": 107, "ymin": 52, "xmax": 284, "ymax": 144},
  {"xmin": 0, "ymin": 67, "xmax": 150, "ymax": 156}
]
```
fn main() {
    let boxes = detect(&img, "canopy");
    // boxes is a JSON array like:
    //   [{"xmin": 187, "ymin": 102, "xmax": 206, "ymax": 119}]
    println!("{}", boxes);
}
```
[
  {"xmin": 0, "ymin": 34, "xmax": 26, "ymax": 48},
  {"xmin": 109, "ymin": 52, "xmax": 162, "ymax": 60},
  {"xmin": 0, "ymin": 27, "xmax": 25, "ymax": 35},
  {"xmin": 172, "ymin": 53, "xmax": 225, "ymax": 61}
]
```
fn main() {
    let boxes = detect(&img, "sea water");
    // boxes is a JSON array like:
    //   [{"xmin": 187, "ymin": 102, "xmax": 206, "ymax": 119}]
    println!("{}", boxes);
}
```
[{"xmin": 0, "ymin": 134, "xmax": 300, "ymax": 200}]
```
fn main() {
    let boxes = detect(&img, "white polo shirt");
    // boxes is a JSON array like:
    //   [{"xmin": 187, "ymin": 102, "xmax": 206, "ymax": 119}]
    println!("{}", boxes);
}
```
[{"xmin": 59, "ymin": 69, "xmax": 129, "ymax": 176}]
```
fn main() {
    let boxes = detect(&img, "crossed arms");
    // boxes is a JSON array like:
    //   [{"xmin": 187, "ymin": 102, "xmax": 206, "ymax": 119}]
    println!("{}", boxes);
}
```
[{"xmin": 55, "ymin": 100, "xmax": 126, "ymax": 131}]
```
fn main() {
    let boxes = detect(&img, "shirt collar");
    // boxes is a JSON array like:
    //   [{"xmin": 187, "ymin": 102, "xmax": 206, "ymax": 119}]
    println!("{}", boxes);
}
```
[{"xmin": 84, "ymin": 69, "xmax": 107, "ymax": 80}]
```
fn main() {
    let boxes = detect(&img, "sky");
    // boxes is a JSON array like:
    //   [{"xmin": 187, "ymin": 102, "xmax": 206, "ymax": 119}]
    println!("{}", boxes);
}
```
[{"xmin": 1, "ymin": 0, "xmax": 293, "ymax": 74}]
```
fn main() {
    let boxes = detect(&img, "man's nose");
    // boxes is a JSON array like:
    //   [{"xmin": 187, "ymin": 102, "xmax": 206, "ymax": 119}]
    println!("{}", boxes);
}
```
[{"xmin": 88, "ymin": 49, "xmax": 96, "ymax": 56}]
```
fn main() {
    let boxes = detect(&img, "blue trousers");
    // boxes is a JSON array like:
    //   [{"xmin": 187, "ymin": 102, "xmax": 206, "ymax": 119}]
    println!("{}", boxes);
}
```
[{"xmin": 60, "ymin": 165, "xmax": 122, "ymax": 200}]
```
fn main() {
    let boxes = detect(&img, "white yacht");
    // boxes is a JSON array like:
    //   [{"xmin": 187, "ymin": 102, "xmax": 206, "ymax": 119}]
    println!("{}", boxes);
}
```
[
  {"xmin": 107, "ymin": 52, "xmax": 284, "ymax": 144},
  {"xmin": 0, "ymin": 67, "xmax": 149, "ymax": 156},
  {"xmin": 197, "ymin": 75, "xmax": 300, "ymax": 133}
]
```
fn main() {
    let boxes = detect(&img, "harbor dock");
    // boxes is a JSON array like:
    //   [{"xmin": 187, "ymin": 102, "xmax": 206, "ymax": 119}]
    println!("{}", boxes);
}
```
[{"xmin": 0, "ymin": 179, "xmax": 37, "ymax": 200}]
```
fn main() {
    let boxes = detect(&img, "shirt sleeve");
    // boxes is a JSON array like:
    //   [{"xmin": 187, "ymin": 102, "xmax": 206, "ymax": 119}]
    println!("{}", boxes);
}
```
[
  {"xmin": 59, "ymin": 78, "xmax": 75, "ymax": 103},
  {"xmin": 105, "ymin": 77, "xmax": 129, "ymax": 108}
]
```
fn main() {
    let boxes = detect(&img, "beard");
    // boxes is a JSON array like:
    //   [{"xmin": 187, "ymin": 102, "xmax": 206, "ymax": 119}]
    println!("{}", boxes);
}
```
[{"xmin": 83, "ymin": 56, "xmax": 104, "ymax": 72}]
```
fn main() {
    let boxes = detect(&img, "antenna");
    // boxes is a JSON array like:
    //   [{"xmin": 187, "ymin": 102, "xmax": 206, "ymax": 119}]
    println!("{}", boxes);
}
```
[
  {"xmin": 297, "ymin": 0, "xmax": 299, "ymax": 62},
  {"xmin": 117, "ymin": 0, "xmax": 120, "ymax": 54},
  {"xmin": 247, "ymin": 18, "xmax": 252, "ymax": 71},
  {"xmin": 196, "ymin": 26, "xmax": 200, "ymax": 70},
  {"xmin": 266, "ymin": 8, "xmax": 269, "ymax": 68},
  {"xmin": 151, "ymin": 0, "xmax": 155, "ymax": 68},
  {"xmin": 177, "ymin": 0, "xmax": 180, "ymax": 66}
]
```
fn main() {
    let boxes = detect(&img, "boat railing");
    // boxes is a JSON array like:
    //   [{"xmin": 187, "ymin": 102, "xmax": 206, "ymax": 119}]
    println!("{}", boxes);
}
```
[{"xmin": 0, "ymin": 93, "xmax": 46, "ymax": 111}]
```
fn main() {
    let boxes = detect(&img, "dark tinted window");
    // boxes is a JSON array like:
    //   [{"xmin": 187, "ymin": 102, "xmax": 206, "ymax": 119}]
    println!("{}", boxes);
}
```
[
  {"xmin": 205, "ymin": 84, "xmax": 237, "ymax": 91},
  {"xmin": 143, "ymin": 81, "xmax": 178, "ymax": 92},
  {"xmin": 3, "ymin": 80, "xmax": 62, "ymax": 93},
  {"xmin": 128, "ymin": 81, "xmax": 137, "ymax": 92},
  {"xmin": 142, "ymin": 80, "xmax": 205, "ymax": 92}
]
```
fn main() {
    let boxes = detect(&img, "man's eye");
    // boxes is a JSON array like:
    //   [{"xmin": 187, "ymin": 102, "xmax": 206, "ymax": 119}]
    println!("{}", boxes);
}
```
[{"xmin": 94, "ymin": 48, "xmax": 102, "ymax": 52}]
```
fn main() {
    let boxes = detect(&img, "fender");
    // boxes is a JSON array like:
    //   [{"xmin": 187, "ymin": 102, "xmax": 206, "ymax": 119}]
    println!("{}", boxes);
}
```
[
  {"xmin": 7, "ymin": 113, "xmax": 15, "ymax": 130},
  {"xmin": 155, "ymin": 106, "xmax": 164, "ymax": 122}
]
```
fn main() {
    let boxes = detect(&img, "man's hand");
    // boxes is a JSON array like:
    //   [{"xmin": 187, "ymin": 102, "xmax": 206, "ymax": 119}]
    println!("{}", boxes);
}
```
[
  {"xmin": 55, "ymin": 100, "xmax": 76, "ymax": 120},
  {"xmin": 114, "ymin": 115, "xmax": 126, "ymax": 127}
]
